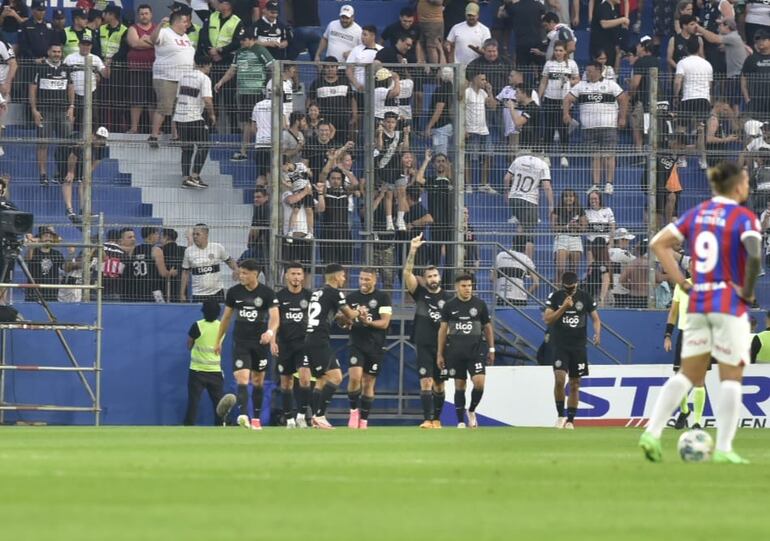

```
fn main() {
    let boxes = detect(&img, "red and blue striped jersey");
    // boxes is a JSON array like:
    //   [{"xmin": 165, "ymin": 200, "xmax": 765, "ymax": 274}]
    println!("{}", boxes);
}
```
[{"xmin": 669, "ymin": 196, "xmax": 761, "ymax": 317}]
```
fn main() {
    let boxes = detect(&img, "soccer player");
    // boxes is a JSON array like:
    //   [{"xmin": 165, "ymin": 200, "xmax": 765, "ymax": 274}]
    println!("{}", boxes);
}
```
[
  {"xmin": 343, "ymin": 268, "xmax": 393, "ymax": 429},
  {"xmin": 303, "ymin": 263, "xmax": 365, "ymax": 429},
  {"xmin": 403, "ymin": 233, "xmax": 452, "ymax": 428},
  {"xmin": 437, "ymin": 274, "xmax": 494, "ymax": 428},
  {"xmin": 641, "ymin": 162, "xmax": 762, "ymax": 464},
  {"xmin": 273, "ymin": 262, "xmax": 312, "ymax": 428},
  {"xmin": 215, "ymin": 259, "xmax": 279, "ymax": 430},
  {"xmin": 544, "ymin": 271, "xmax": 601, "ymax": 429}
]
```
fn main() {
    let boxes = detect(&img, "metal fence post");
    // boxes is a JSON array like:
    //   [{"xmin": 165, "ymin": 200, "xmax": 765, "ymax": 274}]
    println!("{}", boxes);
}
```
[
  {"xmin": 82, "ymin": 54, "xmax": 94, "ymax": 302},
  {"xmin": 363, "ymin": 63, "xmax": 375, "ymax": 266},
  {"xmin": 647, "ymin": 68, "xmax": 658, "ymax": 308},
  {"xmin": 269, "ymin": 60, "xmax": 283, "ymax": 287},
  {"xmin": 454, "ymin": 63, "xmax": 466, "ymax": 277}
]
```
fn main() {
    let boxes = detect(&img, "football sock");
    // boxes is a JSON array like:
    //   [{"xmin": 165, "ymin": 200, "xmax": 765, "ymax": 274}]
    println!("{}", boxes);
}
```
[
  {"xmin": 454, "ymin": 389, "xmax": 466, "ymax": 424},
  {"xmin": 693, "ymin": 386, "xmax": 706, "ymax": 425},
  {"xmin": 715, "ymin": 380, "xmax": 741, "ymax": 453},
  {"xmin": 566, "ymin": 407, "xmax": 577, "ymax": 423},
  {"xmin": 360, "ymin": 395, "xmax": 374, "ymax": 420},
  {"xmin": 348, "ymin": 390, "xmax": 361, "ymax": 411},
  {"xmin": 311, "ymin": 388, "xmax": 322, "ymax": 415},
  {"xmin": 433, "ymin": 391, "xmax": 446, "ymax": 420},
  {"xmin": 237, "ymin": 384, "xmax": 249, "ymax": 417},
  {"xmin": 555, "ymin": 400, "xmax": 565, "ymax": 417},
  {"xmin": 646, "ymin": 373, "xmax": 692, "ymax": 438},
  {"xmin": 316, "ymin": 382, "xmax": 338, "ymax": 417},
  {"xmin": 281, "ymin": 389, "xmax": 294, "ymax": 418},
  {"xmin": 680, "ymin": 393, "xmax": 690, "ymax": 415},
  {"xmin": 469, "ymin": 388, "xmax": 484, "ymax": 412},
  {"xmin": 298, "ymin": 386, "xmax": 311, "ymax": 418},
  {"xmin": 420, "ymin": 390, "xmax": 434, "ymax": 421},
  {"xmin": 252, "ymin": 386, "xmax": 263, "ymax": 420}
]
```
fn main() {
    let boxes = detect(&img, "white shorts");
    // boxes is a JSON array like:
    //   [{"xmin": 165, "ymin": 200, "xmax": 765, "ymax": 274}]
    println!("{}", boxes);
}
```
[
  {"xmin": 553, "ymin": 235, "xmax": 583, "ymax": 253},
  {"xmin": 681, "ymin": 312, "xmax": 750, "ymax": 366}
]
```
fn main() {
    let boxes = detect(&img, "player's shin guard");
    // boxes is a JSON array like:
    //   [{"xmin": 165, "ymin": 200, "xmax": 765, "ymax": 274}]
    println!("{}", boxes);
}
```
[
  {"xmin": 348, "ymin": 390, "xmax": 361, "ymax": 411},
  {"xmin": 454, "ymin": 390, "xmax": 466, "ymax": 424},
  {"xmin": 252, "ymin": 386, "xmax": 264, "ymax": 420},
  {"xmin": 693, "ymin": 386, "xmax": 706, "ymax": 426},
  {"xmin": 567, "ymin": 407, "xmax": 577, "ymax": 423},
  {"xmin": 298, "ymin": 386, "xmax": 311, "ymax": 418},
  {"xmin": 433, "ymin": 391, "xmax": 446, "ymax": 420},
  {"xmin": 281, "ymin": 389, "xmax": 294, "ymax": 418},
  {"xmin": 237, "ymin": 384, "xmax": 249, "ymax": 417},
  {"xmin": 311, "ymin": 388, "xmax": 322, "ymax": 416},
  {"xmin": 316, "ymin": 382, "xmax": 337, "ymax": 416},
  {"xmin": 360, "ymin": 395, "xmax": 374, "ymax": 420},
  {"xmin": 469, "ymin": 388, "xmax": 483, "ymax": 412},
  {"xmin": 555, "ymin": 400, "xmax": 565, "ymax": 417},
  {"xmin": 420, "ymin": 390, "xmax": 434, "ymax": 421},
  {"xmin": 646, "ymin": 373, "xmax": 692, "ymax": 438},
  {"xmin": 715, "ymin": 380, "xmax": 741, "ymax": 453}
]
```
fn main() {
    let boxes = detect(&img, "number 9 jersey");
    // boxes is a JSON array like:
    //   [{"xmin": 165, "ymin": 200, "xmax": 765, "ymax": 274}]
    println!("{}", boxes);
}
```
[{"xmin": 669, "ymin": 195, "xmax": 761, "ymax": 317}]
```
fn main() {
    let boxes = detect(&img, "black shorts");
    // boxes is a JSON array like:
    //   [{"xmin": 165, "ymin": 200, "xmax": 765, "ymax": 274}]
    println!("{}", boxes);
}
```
[
  {"xmin": 238, "ymin": 93, "xmax": 263, "ymax": 118},
  {"xmin": 509, "ymin": 198, "xmax": 538, "ymax": 236},
  {"xmin": 255, "ymin": 147, "xmax": 270, "ymax": 176},
  {"xmin": 232, "ymin": 341, "xmax": 269, "ymax": 372},
  {"xmin": 304, "ymin": 338, "xmax": 341, "ymax": 378},
  {"xmin": 416, "ymin": 343, "xmax": 447, "ymax": 381},
  {"xmin": 679, "ymin": 99, "xmax": 711, "ymax": 127},
  {"xmin": 291, "ymin": 191, "xmax": 314, "ymax": 209},
  {"xmin": 349, "ymin": 343, "xmax": 385, "ymax": 376},
  {"xmin": 278, "ymin": 340, "xmax": 307, "ymax": 375},
  {"xmin": 446, "ymin": 347, "xmax": 485, "ymax": 379},
  {"xmin": 553, "ymin": 345, "xmax": 589, "ymax": 378}
]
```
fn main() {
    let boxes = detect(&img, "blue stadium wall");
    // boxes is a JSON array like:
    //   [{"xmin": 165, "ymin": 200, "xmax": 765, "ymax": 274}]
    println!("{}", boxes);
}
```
[{"xmin": 3, "ymin": 302, "xmax": 761, "ymax": 426}]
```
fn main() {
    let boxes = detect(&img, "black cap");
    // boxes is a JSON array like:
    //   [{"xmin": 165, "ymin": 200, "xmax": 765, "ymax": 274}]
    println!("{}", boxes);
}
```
[
  {"xmin": 72, "ymin": 8, "xmax": 87, "ymax": 19},
  {"xmin": 31, "ymin": 0, "xmax": 46, "ymax": 11},
  {"xmin": 103, "ymin": 4, "xmax": 122, "ymax": 17},
  {"xmin": 238, "ymin": 26, "xmax": 258, "ymax": 39},
  {"xmin": 168, "ymin": 1, "xmax": 193, "ymax": 16},
  {"xmin": 79, "ymin": 33, "xmax": 93, "ymax": 44},
  {"xmin": 755, "ymin": 28, "xmax": 770, "ymax": 41},
  {"xmin": 87, "ymin": 9, "xmax": 102, "ymax": 22},
  {"xmin": 53, "ymin": 9, "xmax": 65, "ymax": 19},
  {"xmin": 265, "ymin": 1, "xmax": 279, "ymax": 11}
]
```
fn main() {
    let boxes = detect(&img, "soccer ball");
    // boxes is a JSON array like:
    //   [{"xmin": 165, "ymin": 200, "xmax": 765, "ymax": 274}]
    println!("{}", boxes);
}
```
[{"xmin": 677, "ymin": 429, "xmax": 714, "ymax": 462}]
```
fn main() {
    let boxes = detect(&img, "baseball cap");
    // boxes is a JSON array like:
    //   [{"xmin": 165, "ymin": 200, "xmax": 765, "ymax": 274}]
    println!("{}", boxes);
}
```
[
  {"xmin": 72, "ymin": 8, "xmax": 87, "ymax": 19},
  {"xmin": 103, "ymin": 4, "xmax": 122, "ymax": 17},
  {"xmin": 466, "ymin": 2, "xmax": 480, "ymax": 15},
  {"xmin": 53, "ymin": 9, "xmax": 65, "ymax": 19},
  {"xmin": 375, "ymin": 67, "xmax": 392, "ymax": 81},
  {"xmin": 168, "ymin": 1, "xmax": 193, "ymax": 15},
  {"xmin": 79, "ymin": 33, "xmax": 93, "ymax": 44},
  {"xmin": 265, "ymin": 1, "xmax": 279, "ymax": 11},
  {"xmin": 745, "ymin": 119, "xmax": 763, "ymax": 137},
  {"xmin": 95, "ymin": 126, "xmax": 109, "ymax": 138},
  {"xmin": 31, "ymin": 1, "xmax": 46, "ymax": 11},
  {"xmin": 238, "ymin": 26, "xmax": 258, "ymax": 39},
  {"xmin": 38, "ymin": 225, "xmax": 57, "ymax": 237},
  {"xmin": 755, "ymin": 28, "xmax": 770, "ymax": 41},
  {"xmin": 639, "ymin": 35, "xmax": 652, "ymax": 44},
  {"xmin": 614, "ymin": 227, "xmax": 636, "ymax": 241},
  {"xmin": 88, "ymin": 9, "xmax": 103, "ymax": 22},
  {"xmin": 339, "ymin": 4, "xmax": 354, "ymax": 18}
]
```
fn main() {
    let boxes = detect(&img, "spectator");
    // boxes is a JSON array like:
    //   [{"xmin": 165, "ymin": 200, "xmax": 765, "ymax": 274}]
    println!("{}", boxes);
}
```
[
  {"xmin": 87, "ymin": 10, "xmax": 103, "ymax": 36},
  {"xmin": 305, "ymin": 119, "xmax": 338, "ymax": 176},
  {"xmin": 161, "ymin": 228, "xmax": 186, "ymax": 302},
  {"xmin": 652, "ymin": 0, "xmax": 677, "ymax": 45},
  {"xmin": 416, "ymin": 0, "xmax": 445, "ymax": 64},
  {"xmin": 401, "ymin": 184, "xmax": 434, "ymax": 240},
  {"xmin": 628, "ymin": 36, "xmax": 658, "ymax": 149},
  {"xmin": 97, "ymin": 5, "xmax": 127, "ymax": 132},
  {"xmin": 375, "ymin": 33, "xmax": 415, "ymax": 66},
  {"xmin": 308, "ymin": 58, "xmax": 355, "ymax": 144},
  {"xmin": 61, "ymin": 126, "xmax": 109, "ymax": 223},
  {"xmin": 651, "ymin": 116, "xmax": 684, "ymax": 226},
  {"xmin": 318, "ymin": 166, "xmax": 353, "ymax": 264},
  {"xmin": 445, "ymin": 3, "xmax": 491, "ymax": 66},
  {"xmin": 516, "ymin": 83, "xmax": 543, "ymax": 149},
  {"xmin": 740, "ymin": 121, "xmax": 770, "ymax": 212},
  {"xmin": 499, "ymin": 0, "xmax": 545, "ymax": 76},
  {"xmin": 180, "ymin": 223, "xmax": 237, "ymax": 302},
  {"xmin": 462, "ymin": 207, "xmax": 480, "ymax": 272},
  {"xmin": 255, "ymin": 1, "xmax": 291, "ymax": 61},
  {"xmin": 416, "ymin": 149, "xmax": 456, "ymax": 275},
  {"xmin": 745, "ymin": 0, "xmax": 770, "ymax": 44},
  {"xmin": 705, "ymin": 103, "xmax": 739, "ymax": 168},
  {"xmin": 464, "ymin": 71, "xmax": 497, "ymax": 194},
  {"xmin": 215, "ymin": 26, "xmax": 274, "ymax": 161},
  {"xmin": 29, "ymin": 44, "xmax": 73, "ymax": 188},
  {"xmin": 126, "ymin": 4, "xmax": 156, "ymax": 134},
  {"xmin": 283, "ymin": 161, "xmax": 316, "ymax": 240},
  {"xmin": 424, "ymin": 66, "xmax": 454, "ymax": 156},
  {"xmin": 315, "ymin": 4, "xmax": 362, "ymax": 62},
  {"xmin": 373, "ymin": 67, "xmax": 401, "ymax": 122},
  {"xmin": 64, "ymin": 33, "xmax": 108, "ymax": 132},
  {"xmin": 61, "ymin": 9, "xmax": 96, "ymax": 58},
  {"xmin": 699, "ymin": 1, "xmax": 731, "ymax": 80},
  {"xmin": 117, "ymin": 227, "xmax": 137, "ymax": 298},
  {"xmin": 468, "ymin": 39, "xmax": 513, "ymax": 100},
  {"xmin": 149, "ymin": 10, "xmax": 195, "ymax": 148},
  {"xmin": 609, "ymin": 227, "xmax": 636, "ymax": 307},
  {"xmin": 25, "ymin": 226, "xmax": 64, "ymax": 303},
  {"xmin": 584, "ymin": 189, "xmax": 616, "ymax": 267},
  {"xmin": 538, "ymin": 41, "xmax": 579, "ymax": 167},
  {"xmin": 0, "ymin": 0, "xmax": 28, "ymax": 44},
  {"xmin": 286, "ymin": 0, "xmax": 322, "ymax": 61},
  {"xmin": 281, "ymin": 182, "xmax": 318, "ymax": 266},
  {"xmin": 618, "ymin": 240, "xmax": 661, "ymax": 308},
  {"xmin": 674, "ymin": 38, "xmax": 713, "ymax": 170},
  {"xmin": 742, "ymin": 29, "xmax": 770, "ymax": 123},
  {"xmin": 381, "ymin": 7, "xmax": 425, "ymax": 65},
  {"xmin": 251, "ymin": 93, "xmax": 272, "ymax": 183},
  {"xmin": 375, "ymin": 111, "xmax": 410, "ymax": 231},
  {"xmin": 563, "ymin": 61, "xmax": 627, "ymax": 194},
  {"xmin": 17, "ymin": 2, "xmax": 58, "ymax": 69},
  {"xmin": 582, "ymin": 237, "xmax": 611, "ymax": 307},
  {"xmin": 369, "ymin": 183, "xmax": 396, "ymax": 289},
  {"xmin": 496, "ymin": 69, "xmax": 527, "ymax": 150},
  {"xmin": 761, "ymin": 202, "xmax": 770, "ymax": 268},
  {"xmin": 551, "ymin": 188, "xmax": 587, "ymax": 280},
  {"xmin": 493, "ymin": 234, "xmax": 539, "ymax": 306},
  {"xmin": 667, "ymin": 15, "xmax": 703, "ymax": 73},
  {"xmin": 241, "ymin": 187, "xmax": 270, "ymax": 270},
  {"xmin": 504, "ymin": 150, "xmax": 554, "ymax": 260},
  {"xmin": 346, "ymin": 24, "xmax": 382, "ymax": 99},
  {"xmin": 697, "ymin": 18, "xmax": 748, "ymax": 118},
  {"xmin": 304, "ymin": 102, "xmax": 333, "ymax": 141},
  {"xmin": 51, "ymin": 9, "xmax": 65, "ymax": 33},
  {"xmin": 543, "ymin": 11, "xmax": 576, "ymax": 60},
  {"xmin": 102, "ymin": 229, "xmax": 128, "ymax": 302},
  {"xmin": 175, "ymin": 54, "xmax": 216, "ymax": 190},
  {"xmin": 282, "ymin": 110, "xmax": 307, "ymax": 162},
  {"xmin": 589, "ymin": 0, "xmax": 628, "ymax": 70},
  {"xmin": 265, "ymin": 62, "xmax": 297, "ymax": 124},
  {"xmin": 671, "ymin": 0, "xmax": 694, "ymax": 35},
  {"xmin": 581, "ymin": 49, "xmax": 617, "ymax": 81},
  {"xmin": 124, "ymin": 226, "xmax": 164, "ymax": 303}
]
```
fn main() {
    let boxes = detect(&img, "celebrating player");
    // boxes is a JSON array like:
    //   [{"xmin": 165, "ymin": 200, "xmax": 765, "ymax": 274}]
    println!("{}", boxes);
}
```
[
  {"xmin": 544, "ymin": 271, "xmax": 601, "ymax": 429},
  {"xmin": 641, "ymin": 162, "xmax": 762, "ymax": 464},
  {"xmin": 273, "ymin": 262, "xmax": 312, "ymax": 428},
  {"xmin": 215, "ymin": 259, "xmax": 279, "ymax": 430},
  {"xmin": 303, "ymin": 263, "xmax": 365, "ymax": 429},
  {"xmin": 404, "ymin": 233, "xmax": 452, "ymax": 428},
  {"xmin": 437, "ymin": 274, "xmax": 494, "ymax": 428},
  {"xmin": 343, "ymin": 268, "xmax": 393, "ymax": 429}
]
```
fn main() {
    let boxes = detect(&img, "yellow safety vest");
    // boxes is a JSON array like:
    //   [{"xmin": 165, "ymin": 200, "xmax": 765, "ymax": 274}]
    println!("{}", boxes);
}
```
[
  {"xmin": 64, "ymin": 27, "xmax": 93, "ymax": 57},
  {"xmin": 756, "ymin": 330, "xmax": 770, "ymax": 363},
  {"xmin": 188, "ymin": 23, "xmax": 201, "ymax": 48},
  {"xmin": 190, "ymin": 319, "xmax": 223, "ymax": 372},
  {"xmin": 99, "ymin": 23, "xmax": 127, "ymax": 60},
  {"xmin": 208, "ymin": 11, "xmax": 241, "ymax": 50}
]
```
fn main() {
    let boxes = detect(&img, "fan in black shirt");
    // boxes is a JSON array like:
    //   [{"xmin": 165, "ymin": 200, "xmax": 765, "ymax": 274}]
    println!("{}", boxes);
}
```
[
  {"xmin": 380, "ymin": 8, "xmax": 423, "ymax": 64},
  {"xmin": 544, "ymin": 272, "xmax": 602, "ymax": 429}
]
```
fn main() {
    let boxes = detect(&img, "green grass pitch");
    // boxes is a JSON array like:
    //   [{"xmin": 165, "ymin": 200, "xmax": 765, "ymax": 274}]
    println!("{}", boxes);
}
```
[{"xmin": 1, "ymin": 426, "xmax": 769, "ymax": 541}]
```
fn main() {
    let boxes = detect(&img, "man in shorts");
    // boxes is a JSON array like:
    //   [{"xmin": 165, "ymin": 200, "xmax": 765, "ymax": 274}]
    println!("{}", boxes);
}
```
[{"xmin": 504, "ymin": 150, "xmax": 553, "ymax": 260}]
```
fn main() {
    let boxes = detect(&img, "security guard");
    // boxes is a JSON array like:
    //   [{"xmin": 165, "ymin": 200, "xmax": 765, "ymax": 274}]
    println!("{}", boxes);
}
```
[
  {"xmin": 750, "ymin": 312, "xmax": 770, "ymax": 363},
  {"xmin": 198, "ymin": 0, "xmax": 242, "ymax": 121},
  {"xmin": 17, "ymin": 1, "xmax": 58, "ymax": 63},
  {"xmin": 62, "ymin": 9, "xmax": 98, "ymax": 58},
  {"xmin": 99, "ymin": 4, "xmax": 127, "ymax": 64}
]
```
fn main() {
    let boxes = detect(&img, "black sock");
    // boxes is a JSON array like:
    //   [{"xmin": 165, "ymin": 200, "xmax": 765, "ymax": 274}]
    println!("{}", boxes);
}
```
[
  {"xmin": 252, "ymin": 386, "xmax": 264, "ymax": 420},
  {"xmin": 556, "ymin": 400, "xmax": 565, "ymax": 417},
  {"xmin": 420, "ymin": 390, "xmax": 434, "ymax": 421},
  {"xmin": 311, "ymin": 388, "xmax": 322, "ymax": 416},
  {"xmin": 237, "ymin": 384, "xmax": 249, "ymax": 417},
  {"xmin": 469, "ymin": 388, "xmax": 484, "ymax": 412},
  {"xmin": 316, "ymin": 382, "xmax": 338, "ymax": 417},
  {"xmin": 433, "ymin": 391, "xmax": 446, "ymax": 421},
  {"xmin": 567, "ymin": 407, "xmax": 577, "ymax": 423},
  {"xmin": 299, "ymin": 386, "xmax": 311, "ymax": 419},
  {"xmin": 281, "ymin": 389, "xmax": 294, "ymax": 418},
  {"xmin": 454, "ymin": 389, "xmax": 466, "ymax": 424},
  {"xmin": 360, "ymin": 395, "xmax": 374, "ymax": 421},
  {"xmin": 348, "ymin": 390, "xmax": 361, "ymax": 410}
]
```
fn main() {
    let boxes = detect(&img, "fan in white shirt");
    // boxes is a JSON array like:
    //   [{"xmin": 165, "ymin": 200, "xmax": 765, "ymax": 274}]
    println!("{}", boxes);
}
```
[
  {"xmin": 345, "ymin": 25, "xmax": 383, "ymax": 91},
  {"xmin": 63, "ymin": 37, "xmax": 108, "ymax": 97},
  {"xmin": 445, "ymin": 3, "xmax": 491, "ymax": 65},
  {"xmin": 316, "ymin": 5, "xmax": 362, "ymax": 62}
]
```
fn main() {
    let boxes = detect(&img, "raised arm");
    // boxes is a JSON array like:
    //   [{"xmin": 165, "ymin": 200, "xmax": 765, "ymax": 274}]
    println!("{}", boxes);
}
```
[{"xmin": 403, "ymin": 233, "xmax": 425, "ymax": 294}]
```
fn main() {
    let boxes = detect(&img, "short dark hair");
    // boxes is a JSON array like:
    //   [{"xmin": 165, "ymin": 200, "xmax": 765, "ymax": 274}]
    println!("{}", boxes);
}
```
[
  {"xmin": 482, "ymin": 38, "xmax": 498, "ymax": 49},
  {"xmin": 140, "ymin": 226, "xmax": 157, "ymax": 240},
  {"xmin": 201, "ymin": 299, "xmax": 221, "ymax": 321},
  {"xmin": 587, "ymin": 60, "xmax": 603, "ymax": 71},
  {"xmin": 327, "ymin": 166, "xmax": 345, "ymax": 180},
  {"xmin": 325, "ymin": 263, "xmax": 345, "ymax": 275},
  {"xmin": 169, "ymin": 10, "xmax": 187, "ymax": 24},
  {"xmin": 384, "ymin": 111, "xmax": 399, "ymax": 121},
  {"xmin": 362, "ymin": 25, "xmax": 377, "ymax": 37},
  {"xmin": 400, "ymin": 6, "xmax": 415, "ymax": 17},
  {"xmin": 686, "ymin": 38, "xmax": 700, "ymax": 55},
  {"xmin": 137, "ymin": 4, "xmax": 152, "ymax": 12},
  {"xmin": 679, "ymin": 14, "xmax": 696, "ymax": 26},
  {"xmin": 161, "ymin": 228, "xmax": 178, "ymax": 241},
  {"xmin": 285, "ymin": 261, "xmax": 305, "ymax": 273},
  {"xmin": 562, "ymin": 271, "xmax": 578, "ymax": 286},
  {"xmin": 542, "ymin": 11, "xmax": 560, "ymax": 24},
  {"xmin": 423, "ymin": 265, "xmax": 439, "ymax": 275},
  {"xmin": 239, "ymin": 258, "xmax": 260, "ymax": 272},
  {"xmin": 118, "ymin": 227, "xmax": 134, "ymax": 238},
  {"xmin": 360, "ymin": 267, "xmax": 378, "ymax": 276},
  {"xmin": 254, "ymin": 187, "xmax": 268, "ymax": 197},
  {"xmin": 455, "ymin": 273, "xmax": 474, "ymax": 284},
  {"xmin": 289, "ymin": 111, "xmax": 304, "ymax": 126}
]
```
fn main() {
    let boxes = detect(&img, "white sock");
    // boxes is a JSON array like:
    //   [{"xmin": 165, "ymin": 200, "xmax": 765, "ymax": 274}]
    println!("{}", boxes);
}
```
[
  {"xmin": 715, "ymin": 380, "xmax": 742, "ymax": 453},
  {"xmin": 397, "ymin": 211, "xmax": 405, "ymax": 221},
  {"xmin": 646, "ymin": 373, "xmax": 692, "ymax": 438},
  {"xmin": 386, "ymin": 215, "xmax": 394, "ymax": 224}
]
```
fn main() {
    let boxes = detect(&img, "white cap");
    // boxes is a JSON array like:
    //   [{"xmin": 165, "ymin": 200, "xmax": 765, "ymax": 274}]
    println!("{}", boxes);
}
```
[
  {"xmin": 614, "ymin": 227, "xmax": 636, "ymax": 241},
  {"xmin": 339, "ymin": 4, "xmax": 354, "ymax": 17},
  {"xmin": 95, "ymin": 126, "xmax": 109, "ymax": 138},
  {"xmin": 745, "ymin": 120, "xmax": 763, "ymax": 138}
]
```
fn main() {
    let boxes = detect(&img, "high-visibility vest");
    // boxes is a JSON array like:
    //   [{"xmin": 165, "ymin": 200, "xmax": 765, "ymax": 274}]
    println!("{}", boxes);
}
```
[
  {"xmin": 188, "ymin": 23, "xmax": 202, "ymax": 48},
  {"xmin": 64, "ymin": 27, "xmax": 93, "ymax": 57},
  {"xmin": 208, "ymin": 11, "xmax": 240, "ymax": 49},
  {"xmin": 756, "ymin": 330, "xmax": 770, "ymax": 363},
  {"xmin": 190, "ymin": 319, "xmax": 222, "ymax": 372},
  {"xmin": 99, "ymin": 23, "xmax": 127, "ymax": 60}
]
